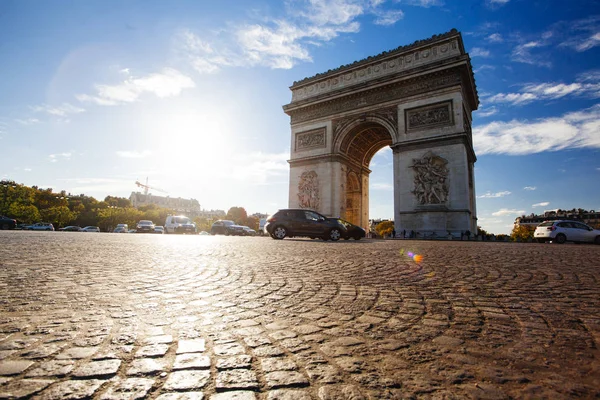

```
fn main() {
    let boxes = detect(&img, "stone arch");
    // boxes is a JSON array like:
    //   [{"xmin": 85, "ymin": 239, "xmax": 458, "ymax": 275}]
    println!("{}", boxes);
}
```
[{"xmin": 284, "ymin": 29, "xmax": 479, "ymax": 235}]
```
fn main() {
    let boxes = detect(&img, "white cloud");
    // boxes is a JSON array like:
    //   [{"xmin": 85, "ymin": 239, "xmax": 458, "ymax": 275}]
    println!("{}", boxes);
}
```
[
  {"xmin": 473, "ymin": 104, "xmax": 600, "ymax": 155},
  {"xmin": 477, "ymin": 190, "xmax": 511, "ymax": 199},
  {"xmin": 523, "ymin": 186, "xmax": 537, "ymax": 191},
  {"xmin": 477, "ymin": 106, "xmax": 498, "ymax": 117},
  {"xmin": 492, "ymin": 208, "xmax": 524, "ymax": 217},
  {"xmin": 485, "ymin": 0, "xmax": 509, "ymax": 8},
  {"xmin": 470, "ymin": 47, "xmax": 490, "ymax": 57},
  {"xmin": 401, "ymin": 0, "xmax": 443, "ymax": 7},
  {"xmin": 373, "ymin": 9, "xmax": 404, "ymax": 25},
  {"xmin": 116, "ymin": 150, "xmax": 153, "ymax": 158},
  {"xmin": 485, "ymin": 75, "xmax": 600, "ymax": 106},
  {"xmin": 487, "ymin": 92, "xmax": 538, "ymax": 105},
  {"xmin": 559, "ymin": 16, "xmax": 600, "ymax": 52},
  {"xmin": 31, "ymin": 103, "xmax": 85, "ymax": 117},
  {"xmin": 77, "ymin": 68, "xmax": 194, "ymax": 106},
  {"xmin": 48, "ymin": 152, "xmax": 72, "ymax": 163},
  {"xmin": 178, "ymin": 0, "xmax": 409, "ymax": 73},
  {"xmin": 487, "ymin": 33, "xmax": 503, "ymax": 42},
  {"xmin": 228, "ymin": 151, "xmax": 290, "ymax": 184},
  {"xmin": 532, "ymin": 202, "xmax": 550, "ymax": 207},
  {"xmin": 15, "ymin": 118, "xmax": 40, "ymax": 125},
  {"xmin": 511, "ymin": 41, "xmax": 551, "ymax": 67}
]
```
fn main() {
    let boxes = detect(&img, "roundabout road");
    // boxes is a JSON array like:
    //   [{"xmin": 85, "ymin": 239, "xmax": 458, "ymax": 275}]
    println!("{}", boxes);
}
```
[{"xmin": 0, "ymin": 231, "xmax": 599, "ymax": 399}]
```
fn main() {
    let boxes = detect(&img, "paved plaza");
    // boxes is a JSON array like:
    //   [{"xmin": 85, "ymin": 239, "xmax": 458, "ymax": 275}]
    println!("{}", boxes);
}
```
[{"xmin": 0, "ymin": 231, "xmax": 599, "ymax": 399}]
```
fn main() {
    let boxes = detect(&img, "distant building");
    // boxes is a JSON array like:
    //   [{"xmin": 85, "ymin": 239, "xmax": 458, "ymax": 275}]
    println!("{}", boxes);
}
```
[
  {"xmin": 250, "ymin": 212, "xmax": 268, "ymax": 220},
  {"xmin": 515, "ymin": 209, "xmax": 600, "ymax": 228},
  {"xmin": 129, "ymin": 192, "xmax": 201, "ymax": 216},
  {"xmin": 197, "ymin": 209, "xmax": 226, "ymax": 219}
]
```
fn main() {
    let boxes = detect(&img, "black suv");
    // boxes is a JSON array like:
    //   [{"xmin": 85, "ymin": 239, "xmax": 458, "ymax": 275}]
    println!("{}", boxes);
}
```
[
  {"xmin": 265, "ymin": 209, "xmax": 346, "ymax": 241},
  {"xmin": 211, "ymin": 220, "xmax": 245, "ymax": 236},
  {"xmin": 0, "ymin": 215, "xmax": 17, "ymax": 230}
]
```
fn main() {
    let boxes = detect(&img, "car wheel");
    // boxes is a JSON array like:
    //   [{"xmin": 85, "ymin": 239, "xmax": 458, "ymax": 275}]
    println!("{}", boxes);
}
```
[
  {"xmin": 595, "ymin": 236, "xmax": 600, "ymax": 245},
  {"xmin": 328, "ymin": 228, "xmax": 342, "ymax": 241},
  {"xmin": 272, "ymin": 226, "xmax": 287, "ymax": 240},
  {"xmin": 554, "ymin": 233, "xmax": 566, "ymax": 244},
  {"xmin": 354, "ymin": 235, "xmax": 362, "ymax": 240},
  {"xmin": 0, "ymin": 223, "xmax": 8, "ymax": 230}
]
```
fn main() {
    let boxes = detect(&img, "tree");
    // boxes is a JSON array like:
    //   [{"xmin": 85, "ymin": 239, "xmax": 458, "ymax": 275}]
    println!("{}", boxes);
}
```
[
  {"xmin": 98, "ymin": 207, "xmax": 143, "ymax": 232},
  {"xmin": 510, "ymin": 225, "xmax": 535, "ymax": 242},
  {"xmin": 477, "ymin": 225, "xmax": 489, "ymax": 238},
  {"xmin": 40, "ymin": 206, "xmax": 78, "ymax": 228},
  {"xmin": 8, "ymin": 203, "xmax": 40, "ymax": 224},
  {"xmin": 375, "ymin": 220, "xmax": 394, "ymax": 237},
  {"xmin": 244, "ymin": 216, "xmax": 259, "ymax": 230},
  {"xmin": 226, "ymin": 207, "xmax": 248, "ymax": 225},
  {"xmin": 104, "ymin": 196, "xmax": 132, "ymax": 208}
]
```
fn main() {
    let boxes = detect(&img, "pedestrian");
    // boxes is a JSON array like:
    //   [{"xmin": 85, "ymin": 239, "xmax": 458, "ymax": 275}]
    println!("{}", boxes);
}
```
[
  {"xmin": 402, "ymin": 229, "xmax": 406, "ymax": 239},
  {"xmin": 392, "ymin": 229, "xmax": 396, "ymax": 239}
]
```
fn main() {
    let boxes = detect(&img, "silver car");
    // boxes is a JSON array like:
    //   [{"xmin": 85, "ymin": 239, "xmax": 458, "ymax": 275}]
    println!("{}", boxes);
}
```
[{"xmin": 534, "ymin": 220, "xmax": 600, "ymax": 244}]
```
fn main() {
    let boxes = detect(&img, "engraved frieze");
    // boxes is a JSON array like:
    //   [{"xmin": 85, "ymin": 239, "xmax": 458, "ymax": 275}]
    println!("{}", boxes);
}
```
[
  {"xmin": 296, "ymin": 128, "xmax": 326, "ymax": 151},
  {"xmin": 410, "ymin": 151, "xmax": 449, "ymax": 205},
  {"xmin": 406, "ymin": 101, "xmax": 453, "ymax": 131},
  {"xmin": 290, "ymin": 71, "xmax": 461, "ymax": 124},
  {"xmin": 290, "ymin": 38, "xmax": 461, "ymax": 102}
]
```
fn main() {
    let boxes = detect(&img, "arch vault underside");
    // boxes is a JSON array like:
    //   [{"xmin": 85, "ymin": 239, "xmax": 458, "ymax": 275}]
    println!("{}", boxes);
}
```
[{"xmin": 283, "ymin": 29, "xmax": 479, "ymax": 236}]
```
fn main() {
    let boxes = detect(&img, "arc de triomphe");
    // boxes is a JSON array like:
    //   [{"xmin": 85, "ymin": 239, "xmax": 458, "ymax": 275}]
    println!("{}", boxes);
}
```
[{"xmin": 283, "ymin": 29, "xmax": 479, "ymax": 236}]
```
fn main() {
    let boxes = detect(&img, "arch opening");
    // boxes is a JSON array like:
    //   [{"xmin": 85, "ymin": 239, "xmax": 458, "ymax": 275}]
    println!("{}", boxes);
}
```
[{"xmin": 339, "ymin": 122, "xmax": 393, "ymax": 228}]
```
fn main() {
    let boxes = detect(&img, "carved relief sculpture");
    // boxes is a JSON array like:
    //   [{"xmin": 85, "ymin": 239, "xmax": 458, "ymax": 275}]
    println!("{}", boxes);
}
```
[
  {"xmin": 410, "ymin": 152, "xmax": 449, "ymax": 205},
  {"xmin": 406, "ymin": 101, "xmax": 452, "ymax": 131},
  {"xmin": 298, "ymin": 171, "xmax": 320, "ymax": 210},
  {"xmin": 296, "ymin": 128, "xmax": 326, "ymax": 151}
]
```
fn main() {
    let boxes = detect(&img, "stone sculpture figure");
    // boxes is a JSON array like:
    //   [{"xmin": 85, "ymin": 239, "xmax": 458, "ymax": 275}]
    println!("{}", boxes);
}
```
[
  {"xmin": 298, "ymin": 171, "xmax": 320, "ymax": 210},
  {"xmin": 410, "ymin": 152, "xmax": 449, "ymax": 205}
]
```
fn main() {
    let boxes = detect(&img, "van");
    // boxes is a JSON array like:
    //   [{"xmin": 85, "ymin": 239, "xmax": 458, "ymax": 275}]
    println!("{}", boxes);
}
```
[{"xmin": 164, "ymin": 215, "xmax": 197, "ymax": 234}]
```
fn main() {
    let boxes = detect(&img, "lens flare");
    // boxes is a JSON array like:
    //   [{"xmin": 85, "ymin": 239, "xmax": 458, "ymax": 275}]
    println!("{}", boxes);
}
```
[{"xmin": 399, "ymin": 249, "xmax": 423, "ymax": 263}]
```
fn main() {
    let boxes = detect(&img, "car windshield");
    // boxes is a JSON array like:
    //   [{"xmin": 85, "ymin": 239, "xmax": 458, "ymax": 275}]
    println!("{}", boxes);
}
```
[
  {"xmin": 175, "ymin": 217, "xmax": 191, "ymax": 224},
  {"xmin": 538, "ymin": 221, "xmax": 554, "ymax": 227},
  {"xmin": 139, "ymin": 221, "xmax": 152, "ymax": 225},
  {"xmin": 223, "ymin": 220, "xmax": 234, "ymax": 226}
]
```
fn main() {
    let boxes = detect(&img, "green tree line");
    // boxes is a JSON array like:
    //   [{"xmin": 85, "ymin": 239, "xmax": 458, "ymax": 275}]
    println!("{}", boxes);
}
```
[{"xmin": 1, "ymin": 180, "xmax": 259, "ymax": 232}]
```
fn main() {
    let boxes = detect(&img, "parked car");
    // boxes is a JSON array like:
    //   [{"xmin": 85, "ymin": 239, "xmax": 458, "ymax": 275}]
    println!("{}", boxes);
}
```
[
  {"xmin": 534, "ymin": 220, "xmax": 600, "ymax": 244},
  {"xmin": 113, "ymin": 224, "xmax": 129, "ymax": 233},
  {"xmin": 210, "ymin": 220, "xmax": 245, "ymax": 236},
  {"xmin": 136, "ymin": 220, "xmax": 155, "ymax": 233},
  {"xmin": 164, "ymin": 215, "xmax": 196, "ymax": 234},
  {"xmin": 154, "ymin": 226, "xmax": 165, "ymax": 234},
  {"xmin": 0, "ymin": 215, "xmax": 17, "ymax": 230},
  {"xmin": 59, "ymin": 226, "xmax": 82, "ymax": 232},
  {"xmin": 28, "ymin": 222, "xmax": 54, "ymax": 231},
  {"xmin": 242, "ymin": 226, "xmax": 256, "ymax": 236},
  {"xmin": 334, "ymin": 219, "xmax": 366, "ymax": 240},
  {"xmin": 265, "ymin": 209, "xmax": 347, "ymax": 241},
  {"xmin": 16, "ymin": 223, "xmax": 31, "ymax": 230},
  {"xmin": 81, "ymin": 226, "xmax": 100, "ymax": 232}
]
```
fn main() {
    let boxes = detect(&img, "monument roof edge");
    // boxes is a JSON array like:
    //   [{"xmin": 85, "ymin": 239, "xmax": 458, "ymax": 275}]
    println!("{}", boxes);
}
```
[{"xmin": 290, "ymin": 28, "xmax": 462, "ymax": 89}]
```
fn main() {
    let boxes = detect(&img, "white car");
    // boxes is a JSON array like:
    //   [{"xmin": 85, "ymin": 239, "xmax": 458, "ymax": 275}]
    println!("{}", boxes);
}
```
[
  {"xmin": 82, "ymin": 226, "xmax": 100, "ymax": 232},
  {"xmin": 534, "ymin": 220, "xmax": 600, "ymax": 244},
  {"xmin": 113, "ymin": 224, "xmax": 128, "ymax": 233},
  {"xmin": 29, "ymin": 222, "xmax": 54, "ymax": 231},
  {"xmin": 136, "ymin": 220, "xmax": 155, "ymax": 233},
  {"xmin": 164, "ymin": 215, "xmax": 196, "ymax": 234}
]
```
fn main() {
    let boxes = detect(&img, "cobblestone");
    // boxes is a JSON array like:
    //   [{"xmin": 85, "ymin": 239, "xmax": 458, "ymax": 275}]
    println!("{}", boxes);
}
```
[{"xmin": 0, "ymin": 232, "xmax": 599, "ymax": 398}]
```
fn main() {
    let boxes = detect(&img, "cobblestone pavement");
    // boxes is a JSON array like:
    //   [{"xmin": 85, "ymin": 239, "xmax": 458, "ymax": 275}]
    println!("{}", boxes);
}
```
[{"xmin": 0, "ymin": 231, "xmax": 599, "ymax": 399}]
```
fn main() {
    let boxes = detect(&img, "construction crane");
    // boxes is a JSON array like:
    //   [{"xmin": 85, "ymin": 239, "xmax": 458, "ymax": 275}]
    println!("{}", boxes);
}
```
[{"xmin": 135, "ymin": 178, "xmax": 168, "ymax": 196}]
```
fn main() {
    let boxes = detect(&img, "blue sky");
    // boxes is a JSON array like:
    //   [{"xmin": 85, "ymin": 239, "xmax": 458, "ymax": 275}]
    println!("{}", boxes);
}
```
[{"xmin": 1, "ymin": 0, "xmax": 599, "ymax": 234}]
